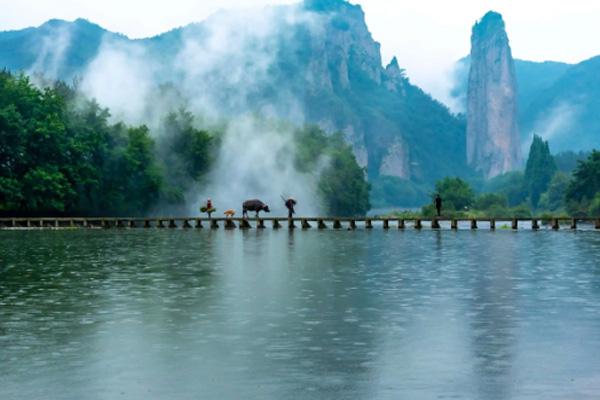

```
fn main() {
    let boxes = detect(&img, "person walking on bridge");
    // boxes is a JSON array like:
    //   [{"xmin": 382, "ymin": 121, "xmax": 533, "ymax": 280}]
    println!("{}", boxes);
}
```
[
  {"xmin": 284, "ymin": 197, "xmax": 297, "ymax": 219},
  {"xmin": 434, "ymin": 194, "xmax": 442, "ymax": 217}
]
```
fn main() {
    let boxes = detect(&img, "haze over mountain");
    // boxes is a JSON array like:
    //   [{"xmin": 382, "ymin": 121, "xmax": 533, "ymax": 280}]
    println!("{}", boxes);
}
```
[
  {"xmin": 1, "ymin": 0, "xmax": 598, "ymax": 207},
  {"xmin": 0, "ymin": 0, "xmax": 471, "ymax": 206},
  {"xmin": 454, "ymin": 45, "xmax": 600, "ymax": 155}
]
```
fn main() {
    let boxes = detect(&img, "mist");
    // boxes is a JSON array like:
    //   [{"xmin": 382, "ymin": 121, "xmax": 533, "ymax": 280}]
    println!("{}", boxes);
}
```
[{"xmin": 73, "ymin": 3, "xmax": 328, "ymax": 215}]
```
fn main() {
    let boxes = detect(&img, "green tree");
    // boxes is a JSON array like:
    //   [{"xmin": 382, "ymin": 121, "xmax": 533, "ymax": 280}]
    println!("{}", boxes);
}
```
[
  {"xmin": 295, "ymin": 126, "xmax": 370, "ymax": 216},
  {"xmin": 432, "ymin": 177, "xmax": 475, "ymax": 211},
  {"xmin": 566, "ymin": 150, "xmax": 600, "ymax": 203},
  {"xmin": 538, "ymin": 172, "xmax": 570, "ymax": 212},
  {"xmin": 524, "ymin": 135, "xmax": 557, "ymax": 208}
]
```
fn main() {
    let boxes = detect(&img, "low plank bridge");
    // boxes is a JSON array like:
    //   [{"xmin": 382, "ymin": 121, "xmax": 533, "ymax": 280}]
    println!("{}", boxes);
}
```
[{"xmin": 2, "ymin": 217, "xmax": 600, "ymax": 230}]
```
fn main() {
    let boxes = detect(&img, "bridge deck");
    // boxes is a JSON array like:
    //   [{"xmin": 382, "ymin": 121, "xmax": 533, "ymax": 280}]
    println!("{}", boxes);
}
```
[{"xmin": 1, "ymin": 217, "xmax": 599, "ymax": 230}]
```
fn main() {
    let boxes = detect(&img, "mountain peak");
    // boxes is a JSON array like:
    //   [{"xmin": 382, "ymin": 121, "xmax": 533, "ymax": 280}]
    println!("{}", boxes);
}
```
[
  {"xmin": 303, "ymin": 0, "xmax": 358, "ymax": 13},
  {"xmin": 472, "ymin": 11, "xmax": 506, "ymax": 40}
]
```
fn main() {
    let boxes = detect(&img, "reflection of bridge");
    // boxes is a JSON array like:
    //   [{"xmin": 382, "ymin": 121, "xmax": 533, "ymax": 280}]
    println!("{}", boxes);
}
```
[{"xmin": 2, "ymin": 217, "xmax": 600, "ymax": 230}]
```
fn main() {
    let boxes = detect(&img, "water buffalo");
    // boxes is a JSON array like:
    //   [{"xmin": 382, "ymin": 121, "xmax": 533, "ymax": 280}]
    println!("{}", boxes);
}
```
[{"xmin": 243, "ymin": 199, "xmax": 270, "ymax": 218}]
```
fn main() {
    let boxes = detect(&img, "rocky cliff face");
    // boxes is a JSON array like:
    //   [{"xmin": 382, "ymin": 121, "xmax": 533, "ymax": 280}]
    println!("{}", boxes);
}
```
[
  {"xmin": 467, "ymin": 11, "xmax": 521, "ymax": 178},
  {"xmin": 0, "ymin": 0, "xmax": 471, "ymax": 203}
]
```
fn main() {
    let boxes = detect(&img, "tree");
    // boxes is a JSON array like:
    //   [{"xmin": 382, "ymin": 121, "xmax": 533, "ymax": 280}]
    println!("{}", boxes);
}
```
[
  {"xmin": 295, "ymin": 127, "xmax": 370, "ymax": 216},
  {"xmin": 524, "ymin": 135, "xmax": 557, "ymax": 208},
  {"xmin": 538, "ymin": 172, "xmax": 570, "ymax": 212},
  {"xmin": 432, "ymin": 177, "xmax": 474, "ymax": 211},
  {"xmin": 566, "ymin": 150, "xmax": 600, "ymax": 202}
]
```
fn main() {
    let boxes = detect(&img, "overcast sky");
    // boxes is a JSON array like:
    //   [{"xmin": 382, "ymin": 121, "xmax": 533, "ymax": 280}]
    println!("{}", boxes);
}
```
[{"xmin": 2, "ymin": 0, "xmax": 599, "ymax": 101}]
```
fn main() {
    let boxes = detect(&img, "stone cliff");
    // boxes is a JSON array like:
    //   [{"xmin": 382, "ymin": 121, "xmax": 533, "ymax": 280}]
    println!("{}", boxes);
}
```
[{"xmin": 466, "ymin": 11, "xmax": 521, "ymax": 178}]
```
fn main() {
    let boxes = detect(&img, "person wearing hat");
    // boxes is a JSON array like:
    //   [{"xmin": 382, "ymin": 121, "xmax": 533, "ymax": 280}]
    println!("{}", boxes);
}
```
[
  {"xmin": 200, "ymin": 198, "xmax": 216, "ymax": 219},
  {"xmin": 284, "ymin": 197, "xmax": 297, "ymax": 219}
]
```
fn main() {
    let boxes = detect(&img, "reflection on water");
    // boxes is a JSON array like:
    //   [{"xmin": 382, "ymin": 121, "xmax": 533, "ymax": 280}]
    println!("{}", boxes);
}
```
[{"xmin": 1, "ymin": 230, "xmax": 600, "ymax": 399}]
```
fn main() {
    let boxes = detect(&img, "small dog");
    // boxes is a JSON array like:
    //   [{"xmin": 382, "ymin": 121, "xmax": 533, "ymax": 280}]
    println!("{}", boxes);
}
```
[{"xmin": 224, "ymin": 209, "xmax": 235, "ymax": 218}]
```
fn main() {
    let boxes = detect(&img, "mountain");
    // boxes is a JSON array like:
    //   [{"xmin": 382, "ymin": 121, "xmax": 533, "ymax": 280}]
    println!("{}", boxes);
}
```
[
  {"xmin": 453, "ymin": 33, "xmax": 599, "ymax": 153},
  {"xmin": 0, "ymin": 18, "xmax": 124, "ymax": 80},
  {"xmin": 0, "ymin": 0, "xmax": 470, "ymax": 206},
  {"xmin": 521, "ymin": 55, "xmax": 600, "ymax": 152},
  {"xmin": 466, "ymin": 11, "xmax": 521, "ymax": 178}
]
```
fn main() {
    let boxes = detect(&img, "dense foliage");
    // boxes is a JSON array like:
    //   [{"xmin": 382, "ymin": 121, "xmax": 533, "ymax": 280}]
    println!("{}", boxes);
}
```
[
  {"xmin": 524, "ymin": 135, "xmax": 557, "ymax": 207},
  {"xmin": 0, "ymin": 72, "xmax": 213, "ymax": 216},
  {"xmin": 565, "ymin": 150, "xmax": 600, "ymax": 216},
  {"xmin": 294, "ymin": 125, "xmax": 370, "ymax": 216},
  {"xmin": 0, "ymin": 72, "xmax": 370, "ymax": 217}
]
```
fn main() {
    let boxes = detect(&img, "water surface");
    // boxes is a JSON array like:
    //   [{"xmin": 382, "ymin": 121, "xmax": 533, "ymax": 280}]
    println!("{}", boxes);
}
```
[{"xmin": 1, "ymin": 229, "xmax": 600, "ymax": 399}]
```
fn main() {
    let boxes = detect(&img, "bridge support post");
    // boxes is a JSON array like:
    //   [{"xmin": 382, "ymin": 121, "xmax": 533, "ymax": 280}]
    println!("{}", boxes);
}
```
[
  {"xmin": 183, "ymin": 219, "xmax": 192, "ymax": 229},
  {"xmin": 349, "ymin": 220, "xmax": 357, "ymax": 230},
  {"xmin": 470, "ymin": 219, "xmax": 478, "ymax": 230},
  {"xmin": 570, "ymin": 219, "xmax": 577, "ymax": 230},
  {"xmin": 169, "ymin": 219, "xmax": 177, "ymax": 229},
  {"xmin": 365, "ymin": 219, "xmax": 373, "ymax": 229},
  {"xmin": 532, "ymin": 219, "xmax": 540, "ymax": 230},
  {"xmin": 451, "ymin": 219, "xmax": 458, "ymax": 230},
  {"xmin": 157, "ymin": 219, "xmax": 165, "ymax": 229},
  {"xmin": 257, "ymin": 219, "xmax": 266, "ymax": 229},
  {"xmin": 552, "ymin": 218, "xmax": 560, "ymax": 230},
  {"xmin": 318, "ymin": 219, "xmax": 327, "ymax": 229},
  {"xmin": 195, "ymin": 219, "xmax": 203, "ymax": 229},
  {"xmin": 490, "ymin": 219, "xmax": 496, "ymax": 230},
  {"xmin": 398, "ymin": 219, "xmax": 405, "ymax": 229},
  {"xmin": 225, "ymin": 219, "xmax": 236, "ymax": 229},
  {"xmin": 414, "ymin": 219, "xmax": 422, "ymax": 230},
  {"xmin": 273, "ymin": 220, "xmax": 282, "ymax": 229},
  {"xmin": 288, "ymin": 219, "xmax": 296, "ymax": 229},
  {"xmin": 210, "ymin": 219, "xmax": 219, "ymax": 229},
  {"xmin": 301, "ymin": 219, "xmax": 311, "ymax": 229},
  {"xmin": 333, "ymin": 219, "xmax": 342, "ymax": 229},
  {"xmin": 240, "ymin": 219, "xmax": 251, "ymax": 229},
  {"xmin": 144, "ymin": 219, "xmax": 151, "ymax": 228},
  {"xmin": 432, "ymin": 218, "xmax": 440, "ymax": 229},
  {"xmin": 512, "ymin": 219, "xmax": 518, "ymax": 230},
  {"xmin": 595, "ymin": 219, "xmax": 600, "ymax": 230},
  {"xmin": 129, "ymin": 220, "xmax": 136, "ymax": 228},
  {"xmin": 383, "ymin": 219, "xmax": 389, "ymax": 230}
]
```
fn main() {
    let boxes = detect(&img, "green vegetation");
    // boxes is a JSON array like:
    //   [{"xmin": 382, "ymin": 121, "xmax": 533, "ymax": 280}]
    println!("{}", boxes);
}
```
[
  {"xmin": 411, "ymin": 148, "xmax": 600, "ymax": 218},
  {"xmin": 524, "ymin": 135, "xmax": 557, "ymax": 208},
  {"xmin": 565, "ymin": 150, "xmax": 600, "ymax": 216},
  {"xmin": 0, "ymin": 72, "xmax": 370, "ymax": 216},
  {"xmin": 294, "ymin": 126, "xmax": 370, "ymax": 216}
]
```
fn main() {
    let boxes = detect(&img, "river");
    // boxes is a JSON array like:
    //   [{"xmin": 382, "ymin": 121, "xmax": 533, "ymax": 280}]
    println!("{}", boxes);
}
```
[{"xmin": 1, "ymin": 229, "xmax": 600, "ymax": 399}]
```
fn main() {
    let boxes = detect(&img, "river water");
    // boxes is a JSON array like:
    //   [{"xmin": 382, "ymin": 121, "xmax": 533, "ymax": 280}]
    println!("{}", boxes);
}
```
[{"xmin": 1, "ymin": 229, "xmax": 600, "ymax": 399}]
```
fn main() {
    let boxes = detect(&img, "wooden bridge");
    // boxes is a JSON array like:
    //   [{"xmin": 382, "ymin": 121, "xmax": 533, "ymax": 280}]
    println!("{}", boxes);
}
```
[{"xmin": 1, "ymin": 217, "xmax": 600, "ymax": 230}]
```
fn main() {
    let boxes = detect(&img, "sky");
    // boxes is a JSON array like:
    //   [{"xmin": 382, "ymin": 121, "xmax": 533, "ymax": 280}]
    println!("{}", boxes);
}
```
[{"xmin": 2, "ymin": 0, "xmax": 600, "ymax": 103}]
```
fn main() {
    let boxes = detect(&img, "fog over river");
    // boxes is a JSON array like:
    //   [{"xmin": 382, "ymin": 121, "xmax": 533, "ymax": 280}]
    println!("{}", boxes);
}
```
[{"xmin": 1, "ymin": 230, "xmax": 600, "ymax": 399}]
